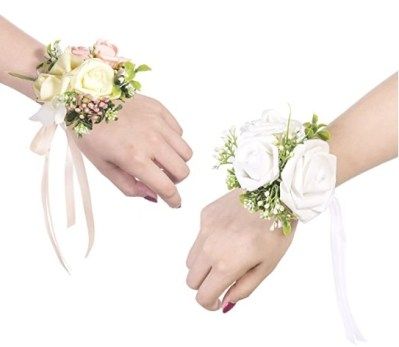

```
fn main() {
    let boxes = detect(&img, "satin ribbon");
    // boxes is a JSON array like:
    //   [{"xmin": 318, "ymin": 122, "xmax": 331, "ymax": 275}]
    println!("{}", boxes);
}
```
[
  {"xmin": 30, "ymin": 103, "xmax": 95, "ymax": 272},
  {"xmin": 329, "ymin": 197, "xmax": 365, "ymax": 343}
]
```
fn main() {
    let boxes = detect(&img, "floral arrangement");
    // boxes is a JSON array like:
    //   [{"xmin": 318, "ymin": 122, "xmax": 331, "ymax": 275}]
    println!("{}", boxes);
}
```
[
  {"xmin": 10, "ymin": 40, "xmax": 150, "ymax": 136},
  {"xmin": 216, "ymin": 109, "xmax": 337, "ymax": 235}
]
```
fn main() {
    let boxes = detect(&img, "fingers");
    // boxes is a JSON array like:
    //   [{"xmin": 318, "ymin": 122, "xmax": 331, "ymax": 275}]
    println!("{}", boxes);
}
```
[
  {"xmin": 161, "ymin": 106, "xmax": 184, "ymax": 135},
  {"xmin": 94, "ymin": 160, "xmax": 157, "ymax": 200},
  {"xmin": 154, "ymin": 141, "xmax": 190, "ymax": 183},
  {"xmin": 161, "ymin": 125, "xmax": 193, "ymax": 162},
  {"xmin": 222, "ymin": 264, "xmax": 269, "ymax": 307},
  {"xmin": 186, "ymin": 232, "xmax": 206, "ymax": 268},
  {"xmin": 186, "ymin": 252, "xmax": 212, "ymax": 290},
  {"xmin": 117, "ymin": 156, "xmax": 181, "ymax": 208},
  {"xmin": 194, "ymin": 268, "xmax": 237, "ymax": 311}
]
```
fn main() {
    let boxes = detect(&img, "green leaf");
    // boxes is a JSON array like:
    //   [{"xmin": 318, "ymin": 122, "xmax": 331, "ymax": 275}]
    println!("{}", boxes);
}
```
[
  {"xmin": 305, "ymin": 128, "xmax": 314, "ymax": 138},
  {"xmin": 135, "ymin": 64, "xmax": 151, "ymax": 72},
  {"xmin": 317, "ymin": 129, "xmax": 330, "ymax": 141},
  {"xmin": 8, "ymin": 72, "xmax": 36, "ymax": 81},
  {"xmin": 282, "ymin": 221, "xmax": 291, "ymax": 236},
  {"xmin": 111, "ymin": 85, "xmax": 122, "ymax": 99},
  {"xmin": 131, "ymin": 80, "xmax": 142, "ymax": 91},
  {"xmin": 312, "ymin": 113, "xmax": 318, "ymax": 124},
  {"xmin": 123, "ymin": 61, "xmax": 136, "ymax": 82}
]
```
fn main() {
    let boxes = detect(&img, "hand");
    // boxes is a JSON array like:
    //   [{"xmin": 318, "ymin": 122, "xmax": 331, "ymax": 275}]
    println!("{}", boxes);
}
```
[
  {"xmin": 72, "ymin": 94, "xmax": 192, "ymax": 207},
  {"xmin": 186, "ymin": 189, "xmax": 296, "ymax": 312}
]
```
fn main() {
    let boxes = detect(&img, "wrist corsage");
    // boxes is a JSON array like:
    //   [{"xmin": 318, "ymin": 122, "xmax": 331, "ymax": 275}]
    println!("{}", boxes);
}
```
[
  {"xmin": 216, "ymin": 108, "xmax": 364, "ymax": 343},
  {"xmin": 9, "ymin": 40, "xmax": 150, "ymax": 271},
  {"xmin": 11, "ymin": 39, "xmax": 150, "ymax": 136},
  {"xmin": 216, "ymin": 109, "xmax": 336, "ymax": 234}
]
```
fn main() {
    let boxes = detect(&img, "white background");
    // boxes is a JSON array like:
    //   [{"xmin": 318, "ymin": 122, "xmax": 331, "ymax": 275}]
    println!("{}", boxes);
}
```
[{"xmin": 0, "ymin": 1, "xmax": 398, "ymax": 346}]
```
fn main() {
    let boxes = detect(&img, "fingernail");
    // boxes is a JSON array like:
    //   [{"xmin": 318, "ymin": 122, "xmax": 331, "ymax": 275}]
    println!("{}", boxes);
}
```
[
  {"xmin": 144, "ymin": 196, "xmax": 157, "ymax": 203},
  {"xmin": 222, "ymin": 302, "xmax": 235, "ymax": 314}
]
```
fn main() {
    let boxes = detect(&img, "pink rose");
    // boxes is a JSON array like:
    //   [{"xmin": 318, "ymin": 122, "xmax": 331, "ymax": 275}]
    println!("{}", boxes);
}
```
[
  {"xmin": 71, "ymin": 46, "xmax": 90, "ymax": 58},
  {"xmin": 93, "ymin": 39, "xmax": 127, "ymax": 67}
]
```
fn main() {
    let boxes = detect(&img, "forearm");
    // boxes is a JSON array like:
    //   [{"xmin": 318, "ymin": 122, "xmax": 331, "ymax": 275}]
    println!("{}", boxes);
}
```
[
  {"xmin": 0, "ymin": 15, "xmax": 43, "ymax": 100},
  {"xmin": 329, "ymin": 73, "xmax": 398, "ymax": 186}
]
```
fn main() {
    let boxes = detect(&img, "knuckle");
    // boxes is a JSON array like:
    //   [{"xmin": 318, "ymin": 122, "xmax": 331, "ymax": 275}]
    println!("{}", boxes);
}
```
[
  {"xmin": 147, "ymin": 132, "xmax": 161, "ymax": 146},
  {"xmin": 130, "ymin": 152, "xmax": 147, "ymax": 168},
  {"xmin": 214, "ymin": 260, "xmax": 230, "ymax": 274}
]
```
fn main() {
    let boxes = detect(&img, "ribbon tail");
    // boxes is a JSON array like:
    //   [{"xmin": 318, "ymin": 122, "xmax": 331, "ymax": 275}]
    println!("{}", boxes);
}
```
[
  {"xmin": 330, "ymin": 197, "xmax": 365, "ymax": 343},
  {"xmin": 42, "ymin": 155, "xmax": 70, "ymax": 273},
  {"xmin": 65, "ymin": 147, "xmax": 76, "ymax": 228},
  {"xmin": 66, "ymin": 131, "xmax": 95, "ymax": 257}
]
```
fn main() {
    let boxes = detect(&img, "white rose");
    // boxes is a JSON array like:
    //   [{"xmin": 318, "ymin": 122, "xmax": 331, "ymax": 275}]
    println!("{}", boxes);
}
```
[
  {"xmin": 233, "ymin": 137, "xmax": 279, "ymax": 191},
  {"xmin": 280, "ymin": 139, "xmax": 337, "ymax": 222},
  {"xmin": 33, "ymin": 74, "xmax": 62, "ymax": 102},
  {"xmin": 70, "ymin": 58, "xmax": 114, "ymax": 98},
  {"xmin": 240, "ymin": 109, "xmax": 304, "ymax": 142}
]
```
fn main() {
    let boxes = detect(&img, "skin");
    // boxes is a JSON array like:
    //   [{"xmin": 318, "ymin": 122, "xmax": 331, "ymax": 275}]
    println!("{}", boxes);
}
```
[
  {"xmin": 186, "ymin": 73, "xmax": 398, "ymax": 311},
  {"xmin": 0, "ymin": 16, "xmax": 192, "ymax": 207}
]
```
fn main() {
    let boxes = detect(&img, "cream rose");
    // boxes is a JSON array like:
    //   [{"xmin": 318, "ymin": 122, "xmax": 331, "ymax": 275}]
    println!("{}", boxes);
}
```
[
  {"xmin": 70, "ymin": 58, "xmax": 114, "ymax": 98},
  {"xmin": 33, "ymin": 74, "xmax": 62, "ymax": 102},
  {"xmin": 233, "ymin": 137, "xmax": 279, "ymax": 191},
  {"xmin": 280, "ymin": 139, "xmax": 337, "ymax": 222}
]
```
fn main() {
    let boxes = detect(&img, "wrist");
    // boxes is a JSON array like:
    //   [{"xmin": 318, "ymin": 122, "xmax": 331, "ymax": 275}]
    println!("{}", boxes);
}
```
[{"xmin": 0, "ymin": 16, "xmax": 43, "ymax": 100}]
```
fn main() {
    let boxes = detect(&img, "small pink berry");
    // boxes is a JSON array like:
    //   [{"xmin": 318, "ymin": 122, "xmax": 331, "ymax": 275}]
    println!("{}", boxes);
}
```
[
  {"xmin": 88, "ymin": 102, "xmax": 94, "ymax": 109},
  {"xmin": 84, "ymin": 108, "xmax": 90, "ymax": 113},
  {"xmin": 75, "ymin": 108, "xmax": 81, "ymax": 113}
]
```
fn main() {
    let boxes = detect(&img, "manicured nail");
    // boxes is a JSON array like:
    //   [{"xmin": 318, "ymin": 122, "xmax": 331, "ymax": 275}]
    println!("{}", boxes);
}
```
[
  {"xmin": 222, "ymin": 302, "xmax": 235, "ymax": 314},
  {"xmin": 144, "ymin": 196, "xmax": 157, "ymax": 203}
]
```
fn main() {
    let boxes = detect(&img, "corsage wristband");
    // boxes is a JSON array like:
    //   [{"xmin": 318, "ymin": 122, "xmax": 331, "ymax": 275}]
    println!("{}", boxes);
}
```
[
  {"xmin": 216, "ymin": 109, "xmax": 364, "ymax": 343},
  {"xmin": 10, "ymin": 40, "xmax": 150, "ymax": 271}
]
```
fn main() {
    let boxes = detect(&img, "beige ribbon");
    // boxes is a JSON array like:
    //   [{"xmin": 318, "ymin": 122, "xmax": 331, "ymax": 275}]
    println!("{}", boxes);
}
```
[{"xmin": 31, "ymin": 122, "xmax": 95, "ymax": 272}]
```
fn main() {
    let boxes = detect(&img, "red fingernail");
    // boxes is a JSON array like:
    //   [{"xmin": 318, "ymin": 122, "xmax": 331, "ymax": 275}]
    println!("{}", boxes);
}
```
[
  {"xmin": 222, "ymin": 302, "xmax": 235, "ymax": 313},
  {"xmin": 144, "ymin": 196, "xmax": 157, "ymax": 203}
]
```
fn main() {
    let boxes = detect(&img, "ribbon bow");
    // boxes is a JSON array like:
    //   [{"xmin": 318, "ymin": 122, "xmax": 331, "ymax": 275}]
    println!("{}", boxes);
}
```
[{"xmin": 30, "ymin": 102, "xmax": 95, "ymax": 272}]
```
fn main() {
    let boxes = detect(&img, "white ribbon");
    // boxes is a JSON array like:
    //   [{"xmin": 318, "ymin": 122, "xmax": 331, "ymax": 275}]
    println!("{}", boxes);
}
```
[
  {"xmin": 30, "ymin": 102, "xmax": 95, "ymax": 272},
  {"xmin": 329, "ymin": 197, "xmax": 365, "ymax": 343}
]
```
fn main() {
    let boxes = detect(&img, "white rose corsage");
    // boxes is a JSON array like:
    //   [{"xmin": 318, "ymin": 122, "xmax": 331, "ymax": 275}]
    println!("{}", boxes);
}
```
[{"xmin": 216, "ymin": 109, "xmax": 336, "ymax": 234}]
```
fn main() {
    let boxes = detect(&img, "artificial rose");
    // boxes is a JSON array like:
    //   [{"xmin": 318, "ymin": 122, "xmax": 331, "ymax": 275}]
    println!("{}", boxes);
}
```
[
  {"xmin": 71, "ymin": 46, "xmax": 90, "ymax": 58},
  {"xmin": 50, "ymin": 50, "xmax": 73, "ymax": 75},
  {"xmin": 233, "ymin": 137, "xmax": 279, "ymax": 191},
  {"xmin": 69, "ymin": 58, "xmax": 114, "ymax": 98},
  {"xmin": 93, "ymin": 39, "xmax": 126, "ymax": 67},
  {"xmin": 70, "ymin": 46, "xmax": 90, "ymax": 68},
  {"xmin": 240, "ymin": 109, "xmax": 304, "ymax": 142},
  {"xmin": 33, "ymin": 74, "xmax": 62, "ymax": 101},
  {"xmin": 280, "ymin": 139, "xmax": 337, "ymax": 222}
]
